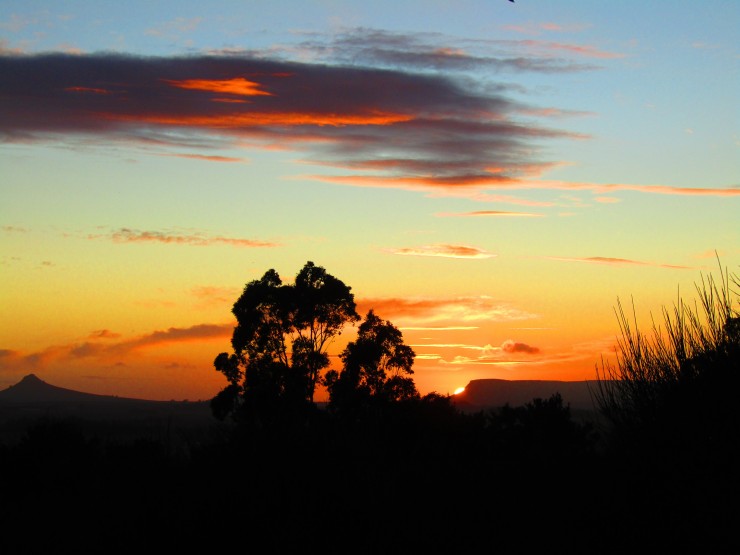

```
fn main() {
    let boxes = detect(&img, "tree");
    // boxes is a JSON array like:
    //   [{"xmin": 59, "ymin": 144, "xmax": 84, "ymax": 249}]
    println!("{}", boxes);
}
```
[
  {"xmin": 325, "ymin": 310, "xmax": 418, "ymax": 414},
  {"xmin": 212, "ymin": 261, "xmax": 359, "ymax": 422}
]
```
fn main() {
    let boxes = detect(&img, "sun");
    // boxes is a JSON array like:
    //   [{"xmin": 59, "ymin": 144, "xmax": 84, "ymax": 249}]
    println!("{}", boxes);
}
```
[{"xmin": 453, "ymin": 387, "xmax": 465, "ymax": 395}]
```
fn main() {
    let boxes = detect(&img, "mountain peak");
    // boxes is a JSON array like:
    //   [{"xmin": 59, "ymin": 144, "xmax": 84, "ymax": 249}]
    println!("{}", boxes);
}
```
[{"xmin": 19, "ymin": 373, "xmax": 45, "ymax": 384}]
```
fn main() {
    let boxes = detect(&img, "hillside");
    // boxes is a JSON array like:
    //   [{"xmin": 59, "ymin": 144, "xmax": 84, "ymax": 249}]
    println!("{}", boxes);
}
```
[{"xmin": 0, "ymin": 374, "xmax": 219, "ymax": 444}]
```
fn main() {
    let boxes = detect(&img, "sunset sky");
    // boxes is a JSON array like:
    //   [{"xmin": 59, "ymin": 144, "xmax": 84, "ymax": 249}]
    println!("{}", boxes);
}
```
[{"xmin": 1, "ymin": 1, "xmax": 738, "ymax": 401}]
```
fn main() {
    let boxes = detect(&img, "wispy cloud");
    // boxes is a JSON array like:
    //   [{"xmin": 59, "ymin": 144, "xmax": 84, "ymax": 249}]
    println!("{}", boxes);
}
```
[
  {"xmin": 356, "ymin": 296, "xmax": 537, "ymax": 324},
  {"xmin": 160, "ymin": 153, "xmax": 247, "ymax": 163},
  {"xmin": 89, "ymin": 228, "xmax": 280, "ymax": 248},
  {"xmin": 547, "ymin": 256, "xmax": 693, "ymax": 270},
  {"xmin": 388, "ymin": 244, "xmax": 496, "ymax": 259},
  {"xmin": 0, "ymin": 323, "xmax": 233, "ymax": 372},
  {"xmin": 296, "ymin": 28, "xmax": 603, "ymax": 73},
  {"xmin": 435, "ymin": 210, "xmax": 544, "ymax": 218},
  {"xmin": 191, "ymin": 285, "xmax": 242, "ymax": 307}
]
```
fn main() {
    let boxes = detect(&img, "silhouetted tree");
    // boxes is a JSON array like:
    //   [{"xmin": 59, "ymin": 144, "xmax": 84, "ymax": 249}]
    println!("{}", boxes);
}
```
[
  {"xmin": 212, "ymin": 261, "xmax": 359, "ymax": 423},
  {"xmin": 325, "ymin": 310, "xmax": 418, "ymax": 415}
]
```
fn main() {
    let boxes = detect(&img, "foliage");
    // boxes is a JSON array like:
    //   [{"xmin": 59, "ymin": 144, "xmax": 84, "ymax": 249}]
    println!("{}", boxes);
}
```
[
  {"xmin": 324, "ymin": 310, "xmax": 419, "ymax": 416},
  {"xmin": 594, "ymin": 262, "xmax": 740, "ymax": 454},
  {"xmin": 212, "ymin": 261, "xmax": 359, "ymax": 423},
  {"xmin": 485, "ymin": 393, "xmax": 596, "ymax": 460}
]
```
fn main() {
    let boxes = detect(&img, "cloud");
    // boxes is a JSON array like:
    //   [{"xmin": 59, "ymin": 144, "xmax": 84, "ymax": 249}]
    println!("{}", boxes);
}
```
[
  {"xmin": 89, "ymin": 329, "xmax": 122, "ymax": 340},
  {"xmin": 113, "ymin": 324, "xmax": 232, "ymax": 352},
  {"xmin": 298, "ymin": 28, "xmax": 602, "ymax": 73},
  {"xmin": 356, "ymin": 296, "xmax": 537, "ymax": 324},
  {"xmin": 0, "ymin": 51, "xmax": 580, "ymax": 190},
  {"xmin": 527, "ymin": 180, "xmax": 740, "ymax": 197},
  {"xmin": 161, "ymin": 153, "xmax": 246, "ymax": 163},
  {"xmin": 0, "ymin": 323, "xmax": 234, "ymax": 371},
  {"xmin": 519, "ymin": 40, "xmax": 625, "ymax": 60},
  {"xmin": 435, "ymin": 210, "xmax": 544, "ymax": 218},
  {"xmin": 388, "ymin": 244, "xmax": 496, "ymax": 259},
  {"xmin": 89, "ymin": 228, "xmax": 280, "ymax": 248},
  {"xmin": 501, "ymin": 340, "xmax": 540, "ymax": 354},
  {"xmin": 547, "ymin": 256, "xmax": 693, "ymax": 270}
]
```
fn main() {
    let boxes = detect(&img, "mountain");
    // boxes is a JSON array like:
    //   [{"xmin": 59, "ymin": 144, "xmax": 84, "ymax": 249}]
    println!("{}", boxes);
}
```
[
  {"xmin": 0, "ymin": 374, "xmax": 216, "ymax": 442},
  {"xmin": 0, "ymin": 373, "xmax": 139, "ymax": 404},
  {"xmin": 451, "ymin": 379, "xmax": 604, "ymax": 412}
]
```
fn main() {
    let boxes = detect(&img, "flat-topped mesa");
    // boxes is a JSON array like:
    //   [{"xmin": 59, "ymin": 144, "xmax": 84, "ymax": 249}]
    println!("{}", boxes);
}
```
[{"xmin": 453, "ymin": 379, "xmax": 600, "ymax": 411}]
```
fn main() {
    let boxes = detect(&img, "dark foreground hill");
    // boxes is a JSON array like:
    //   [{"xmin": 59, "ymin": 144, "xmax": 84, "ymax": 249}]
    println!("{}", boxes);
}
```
[{"xmin": 0, "ymin": 375, "xmax": 735, "ymax": 553}]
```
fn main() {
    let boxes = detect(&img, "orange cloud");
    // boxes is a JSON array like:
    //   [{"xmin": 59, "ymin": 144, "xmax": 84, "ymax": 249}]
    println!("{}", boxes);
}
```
[
  {"xmin": 435, "ymin": 210, "xmax": 544, "ymax": 218},
  {"xmin": 388, "ymin": 244, "xmax": 496, "ymax": 259},
  {"xmin": 1, "ymin": 323, "xmax": 234, "ymax": 370},
  {"xmin": 165, "ymin": 77, "xmax": 273, "ymax": 97},
  {"xmin": 529, "ymin": 180, "xmax": 740, "ymax": 197},
  {"xmin": 356, "ymin": 296, "xmax": 536, "ymax": 324},
  {"xmin": 107, "ymin": 110, "xmax": 413, "ymax": 128}
]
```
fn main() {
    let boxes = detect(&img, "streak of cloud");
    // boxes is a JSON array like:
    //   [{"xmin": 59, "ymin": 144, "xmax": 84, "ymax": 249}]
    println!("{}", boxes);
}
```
[
  {"xmin": 547, "ymin": 256, "xmax": 693, "ymax": 270},
  {"xmin": 89, "ymin": 228, "xmax": 280, "ymax": 248},
  {"xmin": 435, "ymin": 210, "xmax": 544, "ymax": 218},
  {"xmin": 357, "ymin": 296, "xmax": 537, "ymax": 324},
  {"xmin": 160, "ymin": 153, "xmax": 246, "ymax": 163},
  {"xmin": 388, "ymin": 244, "xmax": 496, "ymax": 259},
  {"xmin": 0, "ymin": 323, "xmax": 234, "ymax": 371}
]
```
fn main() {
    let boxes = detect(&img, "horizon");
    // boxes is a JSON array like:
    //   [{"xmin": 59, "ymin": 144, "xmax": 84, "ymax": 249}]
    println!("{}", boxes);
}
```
[{"xmin": 1, "ymin": 1, "xmax": 738, "ymax": 401}]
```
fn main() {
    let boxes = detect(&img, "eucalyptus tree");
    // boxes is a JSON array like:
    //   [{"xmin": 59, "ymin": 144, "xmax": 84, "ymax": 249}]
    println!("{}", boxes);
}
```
[
  {"xmin": 212, "ymin": 261, "xmax": 359, "ymax": 421},
  {"xmin": 325, "ymin": 309, "xmax": 419, "ymax": 414}
]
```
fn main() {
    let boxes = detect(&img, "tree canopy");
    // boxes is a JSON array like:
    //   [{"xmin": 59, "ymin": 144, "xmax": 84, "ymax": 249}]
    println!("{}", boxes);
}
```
[
  {"xmin": 212, "ymin": 261, "xmax": 359, "ymax": 422},
  {"xmin": 325, "ymin": 310, "xmax": 419, "ymax": 415}
]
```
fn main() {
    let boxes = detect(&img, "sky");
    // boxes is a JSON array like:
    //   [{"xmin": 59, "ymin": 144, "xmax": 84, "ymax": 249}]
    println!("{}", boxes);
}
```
[{"xmin": 1, "ymin": 1, "xmax": 738, "ymax": 401}]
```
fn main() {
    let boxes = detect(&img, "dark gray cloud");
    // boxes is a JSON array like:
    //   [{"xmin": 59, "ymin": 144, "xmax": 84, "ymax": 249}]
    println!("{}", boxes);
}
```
[{"xmin": 0, "ymin": 50, "xmax": 583, "ymax": 187}]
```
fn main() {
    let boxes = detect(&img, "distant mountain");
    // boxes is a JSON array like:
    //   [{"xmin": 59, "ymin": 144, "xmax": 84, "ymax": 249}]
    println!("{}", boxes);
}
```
[
  {"xmin": 0, "ymin": 373, "xmax": 148, "ymax": 405},
  {"xmin": 452, "ymin": 379, "xmax": 604, "ymax": 412},
  {"xmin": 0, "ymin": 374, "xmax": 216, "ymax": 442}
]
